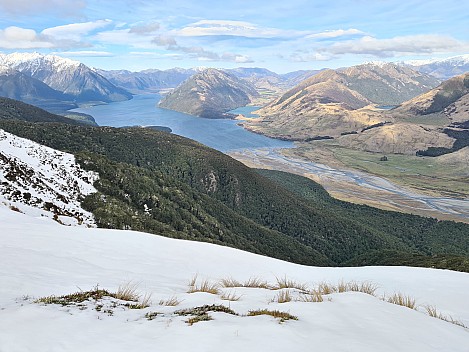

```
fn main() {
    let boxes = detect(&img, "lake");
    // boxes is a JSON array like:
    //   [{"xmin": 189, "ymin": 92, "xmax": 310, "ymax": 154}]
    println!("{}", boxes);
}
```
[{"xmin": 71, "ymin": 94, "xmax": 291, "ymax": 152}]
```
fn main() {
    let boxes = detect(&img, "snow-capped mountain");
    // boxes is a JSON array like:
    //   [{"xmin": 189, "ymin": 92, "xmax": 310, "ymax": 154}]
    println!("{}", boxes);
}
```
[
  {"xmin": 0, "ymin": 52, "xmax": 132, "ymax": 103},
  {"xmin": 0, "ymin": 129, "xmax": 97, "ymax": 226},
  {"xmin": 0, "ymin": 204, "xmax": 468, "ymax": 351},
  {"xmin": 403, "ymin": 54, "xmax": 469, "ymax": 79}
]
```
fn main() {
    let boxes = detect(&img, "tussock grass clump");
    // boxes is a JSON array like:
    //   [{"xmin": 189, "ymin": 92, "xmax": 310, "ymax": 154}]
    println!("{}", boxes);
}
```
[
  {"xmin": 115, "ymin": 282, "xmax": 140, "ymax": 302},
  {"xmin": 158, "ymin": 296, "xmax": 181, "ymax": 306},
  {"xmin": 220, "ymin": 291, "xmax": 242, "ymax": 301},
  {"xmin": 274, "ymin": 276, "xmax": 308, "ymax": 291},
  {"xmin": 271, "ymin": 290, "xmax": 293, "ymax": 303},
  {"xmin": 35, "ymin": 284, "xmax": 152, "ymax": 309},
  {"xmin": 386, "ymin": 293, "xmax": 417, "ymax": 310},
  {"xmin": 176, "ymin": 304, "xmax": 238, "ymax": 326},
  {"xmin": 317, "ymin": 282, "xmax": 337, "ymax": 295},
  {"xmin": 337, "ymin": 281, "xmax": 378, "ymax": 296},
  {"xmin": 219, "ymin": 277, "xmax": 243, "ymax": 288},
  {"xmin": 187, "ymin": 278, "xmax": 220, "ymax": 295},
  {"xmin": 243, "ymin": 277, "xmax": 272, "ymax": 289},
  {"xmin": 35, "ymin": 287, "xmax": 112, "ymax": 306},
  {"xmin": 219, "ymin": 276, "xmax": 272, "ymax": 289},
  {"xmin": 188, "ymin": 274, "xmax": 198, "ymax": 288},
  {"xmin": 186, "ymin": 314, "xmax": 213, "ymax": 325},
  {"xmin": 175, "ymin": 304, "xmax": 238, "ymax": 317},
  {"xmin": 297, "ymin": 291, "xmax": 323, "ymax": 302},
  {"xmin": 247, "ymin": 309, "xmax": 298, "ymax": 323},
  {"xmin": 139, "ymin": 292, "xmax": 152, "ymax": 307},
  {"xmin": 424, "ymin": 305, "xmax": 467, "ymax": 328}
]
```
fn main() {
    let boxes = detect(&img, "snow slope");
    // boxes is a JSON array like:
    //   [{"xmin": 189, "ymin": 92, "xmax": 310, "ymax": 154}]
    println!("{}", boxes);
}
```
[
  {"xmin": 0, "ymin": 129, "xmax": 97, "ymax": 226},
  {"xmin": 0, "ymin": 207, "xmax": 468, "ymax": 351}
]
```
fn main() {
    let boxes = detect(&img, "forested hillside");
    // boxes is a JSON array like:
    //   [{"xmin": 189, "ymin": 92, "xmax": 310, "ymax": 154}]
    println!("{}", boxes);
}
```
[{"xmin": 1, "ymin": 119, "xmax": 469, "ymax": 268}]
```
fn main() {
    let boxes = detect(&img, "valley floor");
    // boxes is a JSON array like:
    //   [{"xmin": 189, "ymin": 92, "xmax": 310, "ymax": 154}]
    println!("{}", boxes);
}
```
[
  {"xmin": 229, "ymin": 147, "xmax": 469, "ymax": 223},
  {"xmin": 1, "ymin": 207, "xmax": 468, "ymax": 351}
]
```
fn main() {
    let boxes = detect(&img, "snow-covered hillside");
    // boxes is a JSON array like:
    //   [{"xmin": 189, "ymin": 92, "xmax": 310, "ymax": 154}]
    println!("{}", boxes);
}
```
[
  {"xmin": 403, "ymin": 54, "xmax": 469, "ymax": 79},
  {"xmin": 0, "ymin": 206, "xmax": 468, "ymax": 351},
  {"xmin": 0, "ymin": 129, "xmax": 97, "ymax": 226},
  {"xmin": 0, "ymin": 52, "xmax": 132, "ymax": 102},
  {"xmin": 0, "ymin": 52, "xmax": 81, "ymax": 73}
]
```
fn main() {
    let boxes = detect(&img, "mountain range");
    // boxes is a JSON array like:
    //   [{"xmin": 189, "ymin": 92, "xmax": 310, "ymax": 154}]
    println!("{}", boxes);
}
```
[
  {"xmin": 243, "ymin": 63, "xmax": 440, "ymax": 140},
  {"xmin": 98, "ymin": 67, "xmax": 201, "ymax": 93},
  {"xmin": 0, "ymin": 53, "xmax": 132, "ymax": 110},
  {"xmin": 0, "ymin": 67, "xmax": 77, "ymax": 111},
  {"xmin": 394, "ymin": 72, "xmax": 469, "ymax": 122},
  {"xmin": 405, "ymin": 55, "xmax": 469, "ymax": 80}
]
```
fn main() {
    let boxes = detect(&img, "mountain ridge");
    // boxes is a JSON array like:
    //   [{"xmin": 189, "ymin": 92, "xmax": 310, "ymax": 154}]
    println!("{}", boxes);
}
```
[
  {"xmin": 159, "ymin": 68, "xmax": 259, "ymax": 118},
  {"xmin": 0, "ymin": 52, "xmax": 132, "ymax": 104}
]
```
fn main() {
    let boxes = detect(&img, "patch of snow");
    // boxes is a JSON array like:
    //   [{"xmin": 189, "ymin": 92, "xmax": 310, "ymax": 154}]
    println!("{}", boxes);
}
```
[
  {"xmin": 403, "ymin": 54, "xmax": 469, "ymax": 67},
  {"xmin": 1, "ymin": 52, "xmax": 81, "ymax": 73},
  {"xmin": 0, "ymin": 129, "xmax": 98, "ymax": 226},
  {"xmin": 0, "ymin": 207, "xmax": 468, "ymax": 351}
]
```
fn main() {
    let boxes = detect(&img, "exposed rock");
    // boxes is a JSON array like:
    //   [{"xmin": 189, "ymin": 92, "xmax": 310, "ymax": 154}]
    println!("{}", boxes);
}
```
[{"xmin": 0, "ymin": 129, "xmax": 98, "ymax": 226}]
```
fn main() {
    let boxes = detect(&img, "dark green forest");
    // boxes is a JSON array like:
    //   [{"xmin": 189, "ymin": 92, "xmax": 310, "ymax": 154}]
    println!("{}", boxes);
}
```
[{"xmin": 1, "ymin": 116, "xmax": 469, "ymax": 270}]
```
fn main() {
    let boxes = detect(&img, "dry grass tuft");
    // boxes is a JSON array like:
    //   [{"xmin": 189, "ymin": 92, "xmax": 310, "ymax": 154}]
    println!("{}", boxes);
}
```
[
  {"xmin": 271, "ymin": 290, "xmax": 293, "ymax": 303},
  {"xmin": 297, "ymin": 290, "xmax": 323, "ymax": 302},
  {"xmin": 34, "ymin": 287, "xmax": 112, "ymax": 306},
  {"xmin": 247, "ymin": 309, "xmax": 298, "ymax": 322},
  {"xmin": 187, "ymin": 278, "xmax": 220, "ymax": 295},
  {"xmin": 219, "ymin": 277, "xmax": 243, "ymax": 288},
  {"xmin": 186, "ymin": 313, "xmax": 213, "ymax": 325},
  {"xmin": 139, "ymin": 292, "xmax": 152, "ymax": 307},
  {"xmin": 220, "ymin": 291, "xmax": 242, "ymax": 301},
  {"xmin": 158, "ymin": 296, "xmax": 181, "ymax": 306},
  {"xmin": 386, "ymin": 293, "xmax": 417, "ymax": 310},
  {"xmin": 115, "ymin": 282, "xmax": 140, "ymax": 302},
  {"xmin": 188, "ymin": 274, "xmax": 198, "ymax": 288},
  {"xmin": 355, "ymin": 282, "xmax": 378, "ymax": 296},
  {"xmin": 336, "ymin": 281, "xmax": 377, "ymax": 296},
  {"xmin": 424, "ymin": 305, "xmax": 467, "ymax": 328},
  {"xmin": 317, "ymin": 282, "xmax": 337, "ymax": 295},
  {"xmin": 243, "ymin": 277, "xmax": 272, "ymax": 289},
  {"xmin": 274, "ymin": 276, "xmax": 308, "ymax": 291}
]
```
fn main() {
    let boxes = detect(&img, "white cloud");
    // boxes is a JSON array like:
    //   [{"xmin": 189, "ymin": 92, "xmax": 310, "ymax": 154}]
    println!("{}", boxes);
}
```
[
  {"xmin": 56, "ymin": 51, "xmax": 114, "ymax": 57},
  {"xmin": 129, "ymin": 51, "xmax": 184, "ymax": 60},
  {"xmin": 321, "ymin": 34, "xmax": 469, "ymax": 57},
  {"xmin": 176, "ymin": 19, "xmax": 303, "ymax": 39},
  {"xmin": 306, "ymin": 29, "xmax": 365, "ymax": 40},
  {"xmin": 94, "ymin": 29, "xmax": 147, "ymax": 47},
  {"xmin": 152, "ymin": 35, "xmax": 178, "ymax": 47},
  {"xmin": 0, "ymin": 23, "xmax": 98, "ymax": 50},
  {"xmin": 42, "ymin": 20, "xmax": 113, "ymax": 41},
  {"xmin": 129, "ymin": 21, "xmax": 160, "ymax": 34},
  {"xmin": 150, "ymin": 35, "xmax": 253, "ymax": 63},
  {"xmin": 0, "ymin": 27, "xmax": 55, "ymax": 49},
  {"xmin": 221, "ymin": 53, "xmax": 254, "ymax": 63},
  {"xmin": 290, "ymin": 52, "xmax": 333, "ymax": 62}
]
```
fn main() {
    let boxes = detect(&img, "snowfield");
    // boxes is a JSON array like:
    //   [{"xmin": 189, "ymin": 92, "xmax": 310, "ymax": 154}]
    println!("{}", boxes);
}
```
[
  {"xmin": 0, "ymin": 206, "xmax": 468, "ymax": 351},
  {"xmin": 0, "ymin": 129, "xmax": 97, "ymax": 226}
]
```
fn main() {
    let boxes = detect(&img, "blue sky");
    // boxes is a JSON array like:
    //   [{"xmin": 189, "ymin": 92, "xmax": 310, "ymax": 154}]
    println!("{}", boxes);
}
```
[{"xmin": 0, "ymin": 0, "xmax": 467, "ymax": 72}]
